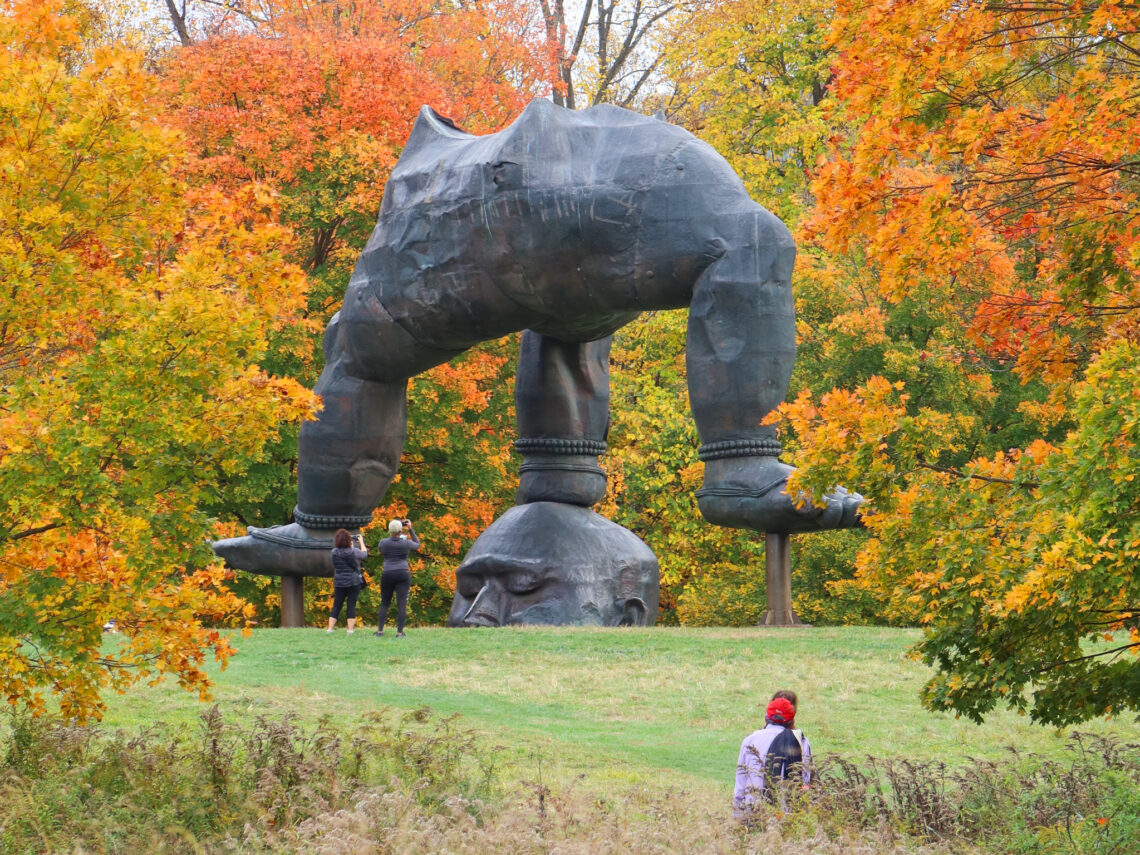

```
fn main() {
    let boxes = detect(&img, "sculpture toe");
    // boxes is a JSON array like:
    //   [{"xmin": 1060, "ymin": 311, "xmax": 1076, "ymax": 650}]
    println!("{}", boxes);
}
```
[{"xmin": 697, "ymin": 457, "xmax": 864, "ymax": 534}]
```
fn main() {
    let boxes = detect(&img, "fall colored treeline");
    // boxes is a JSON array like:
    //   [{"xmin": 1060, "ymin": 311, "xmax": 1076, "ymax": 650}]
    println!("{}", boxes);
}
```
[{"xmin": 2, "ymin": 0, "xmax": 1136, "ymax": 725}]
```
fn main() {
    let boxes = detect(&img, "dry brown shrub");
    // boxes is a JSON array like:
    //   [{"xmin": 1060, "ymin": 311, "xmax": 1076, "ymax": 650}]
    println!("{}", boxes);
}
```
[{"xmin": 228, "ymin": 780, "xmax": 969, "ymax": 855}]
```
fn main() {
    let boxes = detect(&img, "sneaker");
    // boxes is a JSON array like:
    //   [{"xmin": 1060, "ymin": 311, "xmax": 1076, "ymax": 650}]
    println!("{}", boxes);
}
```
[
  {"xmin": 396, "ymin": 632, "xmax": 406, "ymax": 638},
  {"xmin": 373, "ymin": 631, "xmax": 383, "ymax": 637},
  {"xmin": 326, "ymin": 628, "xmax": 334, "ymax": 633},
  {"xmin": 346, "ymin": 630, "xmax": 354, "ymax": 634}
]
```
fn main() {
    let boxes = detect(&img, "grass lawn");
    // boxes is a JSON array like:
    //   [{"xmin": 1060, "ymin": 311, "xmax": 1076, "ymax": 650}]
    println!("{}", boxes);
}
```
[{"xmin": 96, "ymin": 625, "xmax": 1134, "ymax": 802}]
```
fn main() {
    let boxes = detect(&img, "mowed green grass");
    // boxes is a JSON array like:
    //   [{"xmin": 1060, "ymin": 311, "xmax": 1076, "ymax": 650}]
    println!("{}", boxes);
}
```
[{"xmin": 98, "ymin": 626, "xmax": 1134, "ymax": 798}]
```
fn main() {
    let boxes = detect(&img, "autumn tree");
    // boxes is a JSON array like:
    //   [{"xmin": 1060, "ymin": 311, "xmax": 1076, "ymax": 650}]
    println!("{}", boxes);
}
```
[
  {"xmin": 774, "ymin": 0, "xmax": 1140, "ymax": 723},
  {"xmin": 538, "ymin": 0, "xmax": 696, "ymax": 108},
  {"xmin": 0, "ymin": 0, "xmax": 318, "ymax": 721},
  {"xmin": 164, "ymin": 0, "xmax": 553, "ymax": 274},
  {"xmin": 663, "ymin": 0, "xmax": 835, "ymax": 225},
  {"xmin": 157, "ymin": 0, "xmax": 555, "ymax": 621},
  {"xmin": 155, "ymin": 0, "xmax": 687, "ymax": 110}
]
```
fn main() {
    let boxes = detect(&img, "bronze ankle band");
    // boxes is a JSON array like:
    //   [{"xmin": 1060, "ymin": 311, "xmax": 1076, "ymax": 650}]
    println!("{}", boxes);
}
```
[
  {"xmin": 697, "ymin": 439, "xmax": 782, "ymax": 461},
  {"xmin": 292, "ymin": 507, "xmax": 373, "ymax": 529},
  {"xmin": 514, "ymin": 437, "xmax": 607, "ymax": 456}
]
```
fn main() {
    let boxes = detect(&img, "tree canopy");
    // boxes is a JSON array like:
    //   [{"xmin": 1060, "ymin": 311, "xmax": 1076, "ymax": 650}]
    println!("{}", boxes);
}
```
[
  {"xmin": 6, "ymin": 0, "xmax": 1138, "ymax": 727},
  {"xmin": 662, "ymin": 0, "xmax": 1140, "ymax": 724},
  {"xmin": 0, "ymin": 0, "xmax": 317, "ymax": 721},
  {"xmin": 779, "ymin": 0, "xmax": 1140, "ymax": 724}
]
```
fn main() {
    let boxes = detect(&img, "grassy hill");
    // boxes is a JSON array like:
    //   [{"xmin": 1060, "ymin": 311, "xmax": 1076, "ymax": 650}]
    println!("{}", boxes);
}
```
[
  {"xmin": 98, "ymin": 625, "xmax": 1132, "ymax": 796},
  {"xmin": 6, "ymin": 625, "xmax": 1137, "ymax": 853}
]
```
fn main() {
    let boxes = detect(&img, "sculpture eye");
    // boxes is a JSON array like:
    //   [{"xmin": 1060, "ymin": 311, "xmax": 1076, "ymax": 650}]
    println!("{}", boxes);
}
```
[
  {"xmin": 457, "ymin": 575, "xmax": 484, "ymax": 598},
  {"xmin": 505, "ymin": 571, "xmax": 541, "ymax": 595}
]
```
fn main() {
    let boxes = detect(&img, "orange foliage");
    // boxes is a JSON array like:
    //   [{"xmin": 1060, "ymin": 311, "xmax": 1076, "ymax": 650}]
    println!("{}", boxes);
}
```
[
  {"xmin": 765, "ymin": 0, "xmax": 1140, "ymax": 722},
  {"xmin": 164, "ymin": 0, "xmax": 556, "ymax": 270},
  {"xmin": 813, "ymin": 0, "xmax": 1140, "ymax": 390},
  {"xmin": 0, "ymin": 0, "xmax": 317, "ymax": 721}
]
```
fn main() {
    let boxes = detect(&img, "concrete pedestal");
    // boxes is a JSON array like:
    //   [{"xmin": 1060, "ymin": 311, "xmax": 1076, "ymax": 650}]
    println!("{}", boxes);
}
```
[
  {"xmin": 762, "ymin": 532, "xmax": 805, "ymax": 626},
  {"xmin": 280, "ymin": 575, "xmax": 305, "ymax": 627}
]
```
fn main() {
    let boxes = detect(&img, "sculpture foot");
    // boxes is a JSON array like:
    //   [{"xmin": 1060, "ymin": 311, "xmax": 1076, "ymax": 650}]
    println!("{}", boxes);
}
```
[
  {"xmin": 697, "ymin": 457, "xmax": 863, "ymax": 534},
  {"xmin": 213, "ymin": 522, "xmax": 343, "ymax": 578}
]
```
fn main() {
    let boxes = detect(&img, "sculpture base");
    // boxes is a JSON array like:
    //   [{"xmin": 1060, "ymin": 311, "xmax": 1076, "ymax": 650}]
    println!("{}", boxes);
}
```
[
  {"xmin": 761, "ymin": 610, "xmax": 810, "ymax": 627},
  {"xmin": 281, "ymin": 575, "xmax": 305, "ymax": 627},
  {"xmin": 761, "ymin": 531, "xmax": 807, "ymax": 627}
]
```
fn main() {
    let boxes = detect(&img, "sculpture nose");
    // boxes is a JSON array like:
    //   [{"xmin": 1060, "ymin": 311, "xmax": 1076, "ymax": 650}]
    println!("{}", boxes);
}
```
[{"xmin": 461, "ymin": 583, "xmax": 504, "ymax": 627}]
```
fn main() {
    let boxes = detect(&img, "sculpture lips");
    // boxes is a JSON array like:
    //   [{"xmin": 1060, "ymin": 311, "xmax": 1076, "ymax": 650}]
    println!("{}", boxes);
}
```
[{"xmin": 461, "ymin": 612, "xmax": 501, "ymax": 628}]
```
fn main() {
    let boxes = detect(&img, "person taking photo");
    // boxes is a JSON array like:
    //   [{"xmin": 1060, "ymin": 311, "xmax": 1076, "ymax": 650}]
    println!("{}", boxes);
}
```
[
  {"xmin": 327, "ymin": 530, "xmax": 367, "ymax": 634},
  {"xmin": 374, "ymin": 518, "xmax": 420, "ymax": 638}
]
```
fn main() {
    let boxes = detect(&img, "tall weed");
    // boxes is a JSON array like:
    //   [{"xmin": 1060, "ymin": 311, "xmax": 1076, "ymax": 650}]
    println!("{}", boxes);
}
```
[
  {"xmin": 0, "ymin": 706, "xmax": 498, "ymax": 854},
  {"xmin": 1, "ymin": 708, "xmax": 1136, "ymax": 854},
  {"xmin": 803, "ymin": 732, "xmax": 1140, "ymax": 852}
]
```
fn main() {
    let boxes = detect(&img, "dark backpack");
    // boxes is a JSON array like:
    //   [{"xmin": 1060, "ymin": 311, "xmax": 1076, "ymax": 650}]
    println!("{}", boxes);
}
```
[{"xmin": 763, "ymin": 727, "xmax": 805, "ymax": 800}]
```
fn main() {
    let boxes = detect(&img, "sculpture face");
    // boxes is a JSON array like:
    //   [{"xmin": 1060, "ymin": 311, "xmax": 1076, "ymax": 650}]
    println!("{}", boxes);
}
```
[
  {"xmin": 452, "ymin": 555, "xmax": 650, "ymax": 627},
  {"xmin": 447, "ymin": 503, "xmax": 659, "ymax": 627}
]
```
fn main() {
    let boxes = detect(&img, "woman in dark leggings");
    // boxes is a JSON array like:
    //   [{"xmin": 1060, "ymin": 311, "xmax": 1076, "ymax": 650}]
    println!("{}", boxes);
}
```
[
  {"xmin": 328, "ymin": 529, "xmax": 367, "ymax": 633},
  {"xmin": 374, "ymin": 518, "xmax": 420, "ymax": 637}
]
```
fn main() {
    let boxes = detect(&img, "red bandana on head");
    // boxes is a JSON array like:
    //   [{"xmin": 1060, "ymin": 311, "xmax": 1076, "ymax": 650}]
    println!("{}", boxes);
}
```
[{"xmin": 766, "ymin": 697, "xmax": 796, "ymax": 727}]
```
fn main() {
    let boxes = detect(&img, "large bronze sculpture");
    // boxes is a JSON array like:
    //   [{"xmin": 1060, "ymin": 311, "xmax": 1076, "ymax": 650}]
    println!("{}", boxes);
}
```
[{"xmin": 214, "ymin": 99, "xmax": 862, "ymax": 626}]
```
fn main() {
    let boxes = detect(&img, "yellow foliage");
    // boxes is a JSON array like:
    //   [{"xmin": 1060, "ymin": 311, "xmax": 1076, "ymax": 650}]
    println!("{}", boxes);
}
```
[{"xmin": 0, "ymin": 0, "xmax": 317, "ymax": 722}]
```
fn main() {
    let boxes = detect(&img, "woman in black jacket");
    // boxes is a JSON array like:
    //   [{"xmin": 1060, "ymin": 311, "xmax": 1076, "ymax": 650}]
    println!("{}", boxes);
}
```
[
  {"xmin": 327, "ymin": 528, "xmax": 367, "ymax": 634},
  {"xmin": 374, "ymin": 518, "xmax": 420, "ymax": 637}
]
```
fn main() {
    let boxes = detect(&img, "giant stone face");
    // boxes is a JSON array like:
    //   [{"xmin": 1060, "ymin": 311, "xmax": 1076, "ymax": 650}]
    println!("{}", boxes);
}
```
[{"xmin": 447, "ymin": 502, "xmax": 659, "ymax": 627}]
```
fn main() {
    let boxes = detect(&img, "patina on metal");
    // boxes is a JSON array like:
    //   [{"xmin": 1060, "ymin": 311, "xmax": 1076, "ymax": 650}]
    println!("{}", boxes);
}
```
[
  {"xmin": 213, "ymin": 100, "xmax": 863, "ymax": 626},
  {"xmin": 448, "ymin": 502, "xmax": 659, "ymax": 627}
]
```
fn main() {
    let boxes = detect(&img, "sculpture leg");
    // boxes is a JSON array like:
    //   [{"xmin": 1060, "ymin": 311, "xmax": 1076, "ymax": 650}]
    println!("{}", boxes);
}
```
[
  {"xmin": 688, "ymin": 211, "xmax": 862, "ymax": 533},
  {"xmin": 294, "ymin": 357, "xmax": 407, "ymax": 527},
  {"xmin": 214, "ymin": 312, "xmax": 413, "ymax": 576},
  {"xmin": 514, "ymin": 330, "xmax": 611, "ymax": 506},
  {"xmin": 449, "ymin": 330, "xmax": 661, "ymax": 627}
]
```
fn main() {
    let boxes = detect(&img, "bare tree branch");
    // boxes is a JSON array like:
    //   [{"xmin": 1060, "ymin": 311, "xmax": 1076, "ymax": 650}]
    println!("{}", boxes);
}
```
[{"xmin": 163, "ymin": 0, "xmax": 192, "ymax": 46}]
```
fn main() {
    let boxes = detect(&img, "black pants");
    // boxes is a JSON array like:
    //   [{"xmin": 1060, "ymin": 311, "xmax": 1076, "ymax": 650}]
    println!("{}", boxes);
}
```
[
  {"xmin": 378, "ymin": 570, "xmax": 411, "ymax": 632},
  {"xmin": 330, "ymin": 584, "xmax": 361, "ymax": 620}
]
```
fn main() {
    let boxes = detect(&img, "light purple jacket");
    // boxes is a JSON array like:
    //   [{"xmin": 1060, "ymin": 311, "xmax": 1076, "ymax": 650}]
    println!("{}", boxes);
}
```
[{"xmin": 733, "ymin": 723, "xmax": 812, "ymax": 816}]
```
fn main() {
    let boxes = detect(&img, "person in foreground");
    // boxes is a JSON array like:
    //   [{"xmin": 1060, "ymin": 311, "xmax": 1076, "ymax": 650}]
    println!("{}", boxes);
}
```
[
  {"xmin": 327, "ymin": 529, "xmax": 367, "ymax": 634},
  {"xmin": 734, "ymin": 690, "xmax": 813, "ymax": 819},
  {"xmin": 374, "ymin": 518, "xmax": 420, "ymax": 637}
]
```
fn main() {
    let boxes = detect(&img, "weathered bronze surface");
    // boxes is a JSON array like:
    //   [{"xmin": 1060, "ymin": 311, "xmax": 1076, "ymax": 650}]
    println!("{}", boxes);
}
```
[
  {"xmin": 448, "ymin": 502, "xmax": 658, "ymax": 627},
  {"xmin": 213, "ymin": 100, "xmax": 862, "ymax": 625}
]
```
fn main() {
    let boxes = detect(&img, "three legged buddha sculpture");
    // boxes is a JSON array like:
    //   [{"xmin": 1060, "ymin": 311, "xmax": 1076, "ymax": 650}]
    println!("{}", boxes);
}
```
[{"xmin": 214, "ymin": 99, "xmax": 862, "ymax": 626}]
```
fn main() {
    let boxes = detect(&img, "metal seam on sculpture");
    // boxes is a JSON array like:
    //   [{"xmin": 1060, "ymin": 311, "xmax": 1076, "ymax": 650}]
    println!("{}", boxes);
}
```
[
  {"xmin": 697, "ymin": 439, "xmax": 782, "ymax": 460},
  {"xmin": 694, "ymin": 486, "xmax": 790, "ymax": 498},
  {"xmin": 514, "ymin": 438, "xmax": 608, "ymax": 456},
  {"xmin": 249, "ymin": 528, "xmax": 336, "ymax": 548},
  {"xmin": 292, "ymin": 507, "xmax": 373, "ymax": 529},
  {"xmin": 518, "ymin": 461, "xmax": 606, "ymax": 474}
]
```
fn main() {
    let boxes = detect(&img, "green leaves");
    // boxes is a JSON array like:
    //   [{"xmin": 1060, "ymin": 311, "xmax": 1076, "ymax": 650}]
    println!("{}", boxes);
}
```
[{"xmin": 0, "ymin": 0, "xmax": 317, "ymax": 722}]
